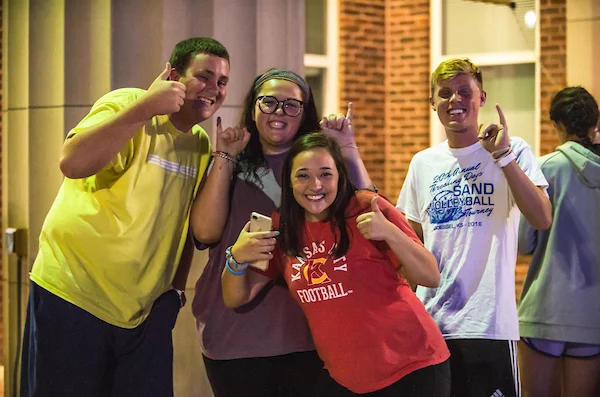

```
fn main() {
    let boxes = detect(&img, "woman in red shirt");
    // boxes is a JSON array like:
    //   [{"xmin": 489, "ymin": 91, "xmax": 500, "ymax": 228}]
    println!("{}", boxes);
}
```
[{"xmin": 222, "ymin": 132, "xmax": 450, "ymax": 396}]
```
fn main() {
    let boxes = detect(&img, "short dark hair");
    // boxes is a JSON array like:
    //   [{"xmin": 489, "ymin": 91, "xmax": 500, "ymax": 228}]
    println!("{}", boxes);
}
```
[
  {"xmin": 550, "ymin": 86, "xmax": 599, "ymax": 147},
  {"xmin": 169, "ymin": 37, "xmax": 229, "ymax": 75},
  {"xmin": 237, "ymin": 69, "xmax": 320, "ymax": 186},
  {"xmin": 278, "ymin": 132, "xmax": 356, "ymax": 259}
]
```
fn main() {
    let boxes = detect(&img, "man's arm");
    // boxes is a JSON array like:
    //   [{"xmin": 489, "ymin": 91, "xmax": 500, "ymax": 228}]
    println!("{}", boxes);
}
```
[
  {"xmin": 190, "ymin": 119, "xmax": 250, "ymax": 244},
  {"xmin": 502, "ymin": 162, "xmax": 552, "ymax": 230},
  {"xmin": 171, "ymin": 229, "xmax": 195, "ymax": 291},
  {"xmin": 408, "ymin": 220, "xmax": 424, "ymax": 243},
  {"xmin": 60, "ymin": 63, "xmax": 186, "ymax": 179},
  {"xmin": 478, "ymin": 104, "xmax": 552, "ymax": 231}
]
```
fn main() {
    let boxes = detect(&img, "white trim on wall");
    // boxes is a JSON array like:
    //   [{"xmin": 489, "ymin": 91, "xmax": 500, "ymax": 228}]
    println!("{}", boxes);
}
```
[{"xmin": 304, "ymin": 0, "xmax": 339, "ymax": 116}]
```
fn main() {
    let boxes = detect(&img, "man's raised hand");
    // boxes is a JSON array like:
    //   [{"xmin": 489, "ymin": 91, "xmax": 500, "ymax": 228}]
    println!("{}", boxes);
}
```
[{"xmin": 143, "ymin": 62, "xmax": 187, "ymax": 117}]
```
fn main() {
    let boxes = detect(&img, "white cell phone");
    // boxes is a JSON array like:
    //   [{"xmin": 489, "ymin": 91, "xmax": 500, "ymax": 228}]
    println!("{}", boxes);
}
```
[{"xmin": 248, "ymin": 212, "xmax": 273, "ymax": 271}]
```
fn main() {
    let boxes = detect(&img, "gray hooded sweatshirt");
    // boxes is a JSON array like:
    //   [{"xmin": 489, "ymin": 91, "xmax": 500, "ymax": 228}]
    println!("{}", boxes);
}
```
[{"xmin": 518, "ymin": 141, "xmax": 600, "ymax": 344}]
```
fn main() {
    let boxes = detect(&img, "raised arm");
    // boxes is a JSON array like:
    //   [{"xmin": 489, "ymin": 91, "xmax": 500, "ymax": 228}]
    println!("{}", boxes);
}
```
[
  {"xmin": 190, "ymin": 118, "xmax": 250, "ymax": 244},
  {"xmin": 478, "ymin": 104, "xmax": 552, "ymax": 231},
  {"xmin": 321, "ymin": 103, "xmax": 374, "ymax": 190},
  {"xmin": 60, "ymin": 63, "xmax": 186, "ymax": 179},
  {"xmin": 357, "ymin": 196, "xmax": 440, "ymax": 288},
  {"xmin": 221, "ymin": 222, "xmax": 278, "ymax": 307}
]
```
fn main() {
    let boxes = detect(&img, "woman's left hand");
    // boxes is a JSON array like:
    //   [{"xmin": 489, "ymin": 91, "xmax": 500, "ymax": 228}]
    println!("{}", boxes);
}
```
[
  {"xmin": 320, "ymin": 102, "xmax": 357, "ymax": 150},
  {"xmin": 356, "ymin": 196, "xmax": 391, "ymax": 241}
]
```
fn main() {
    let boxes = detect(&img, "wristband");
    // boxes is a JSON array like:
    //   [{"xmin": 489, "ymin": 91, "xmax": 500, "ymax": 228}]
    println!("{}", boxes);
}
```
[
  {"xmin": 495, "ymin": 150, "xmax": 516, "ymax": 168},
  {"xmin": 225, "ymin": 260, "xmax": 247, "ymax": 275}
]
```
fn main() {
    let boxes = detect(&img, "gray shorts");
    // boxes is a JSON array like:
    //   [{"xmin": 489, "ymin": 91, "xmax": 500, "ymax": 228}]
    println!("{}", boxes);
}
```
[{"xmin": 522, "ymin": 337, "xmax": 600, "ymax": 358}]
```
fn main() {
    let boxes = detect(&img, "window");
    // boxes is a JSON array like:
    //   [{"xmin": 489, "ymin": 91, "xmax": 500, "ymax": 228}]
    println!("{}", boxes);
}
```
[
  {"xmin": 305, "ymin": 0, "xmax": 338, "ymax": 116},
  {"xmin": 431, "ymin": 0, "xmax": 540, "ymax": 154}
]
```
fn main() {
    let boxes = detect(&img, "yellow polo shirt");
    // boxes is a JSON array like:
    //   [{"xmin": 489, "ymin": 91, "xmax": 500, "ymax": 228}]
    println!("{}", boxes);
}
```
[{"xmin": 31, "ymin": 88, "xmax": 211, "ymax": 328}]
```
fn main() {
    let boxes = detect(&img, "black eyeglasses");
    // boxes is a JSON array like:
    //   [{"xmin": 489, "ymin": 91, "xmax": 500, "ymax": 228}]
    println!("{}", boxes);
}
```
[{"xmin": 256, "ymin": 96, "xmax": 304, "ymax": 117}]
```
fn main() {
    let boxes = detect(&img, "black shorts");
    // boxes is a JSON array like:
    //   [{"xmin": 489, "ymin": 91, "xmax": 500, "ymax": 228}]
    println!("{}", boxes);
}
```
[
  {"xmin": 446, "ymin": 339, "xmax": 521, "ymax": 397},
  {"xmin": 20, "ymin": 281, "xmax": 181, "ymax": 397}
]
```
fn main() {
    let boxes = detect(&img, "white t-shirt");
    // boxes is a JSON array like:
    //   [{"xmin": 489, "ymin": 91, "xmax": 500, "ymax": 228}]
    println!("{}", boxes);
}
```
[{"xmin": 397, "ymin": 137, "xmax": 548, "ymax": 341}]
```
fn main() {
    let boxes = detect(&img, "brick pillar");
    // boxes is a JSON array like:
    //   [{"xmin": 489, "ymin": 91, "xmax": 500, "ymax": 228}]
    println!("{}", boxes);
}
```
[
  {"xmin": 386, "ymin": 0, "xmax": 430, "ymax": 199},
  {"xmin": 338, "ymin": 0, "xmax": 387, "ymax": 193},
  {"xmin": 539, "ymin": 0, "xmax": 567, "ymax": 156},
  {"xmin": 339, "ymin": 0, "xmax": 430, "ymax": 199}
]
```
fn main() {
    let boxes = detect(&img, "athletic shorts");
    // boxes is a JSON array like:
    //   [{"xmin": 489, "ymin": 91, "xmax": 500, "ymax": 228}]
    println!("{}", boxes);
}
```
[{"xmin": 522, "ymin": 337, "xmax": 600, "ymax": 358}]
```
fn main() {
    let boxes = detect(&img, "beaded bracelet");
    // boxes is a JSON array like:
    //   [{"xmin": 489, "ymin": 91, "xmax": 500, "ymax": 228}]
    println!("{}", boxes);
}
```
[{"xmin": 212, "ymin": 151, "xmax": 239, "ymax": 164}]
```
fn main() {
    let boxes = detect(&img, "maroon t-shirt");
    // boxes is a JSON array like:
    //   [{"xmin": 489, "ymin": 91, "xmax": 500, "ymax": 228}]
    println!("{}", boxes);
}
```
[
  {"xmin": 264, "ymin": 191, "xmax": 449, "ymax": 393},
  {"xmin": 192, "ymin": 153, "xmax": 315, "ymax": 359}
]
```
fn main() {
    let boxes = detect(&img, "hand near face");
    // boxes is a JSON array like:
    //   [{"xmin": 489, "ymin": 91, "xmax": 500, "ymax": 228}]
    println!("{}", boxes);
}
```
[
  {"xmin": 143, "ymin": 62, "xmax": 187, "ymax": 117},
  {"xmin": 356, "ymin": 196, "xmax": 392, "ymax": 241},
  {"xmin": 478, "ymin": 104, "xmax": 510, "ymax": 153},
  {"xmin": 215, "ymin": 117, "xmax": 251, "ymax": 157},
  {"xmin": 231, "ymin": 221, "xmax": 278, "ymax": 264},
  {"xmin": 320, "ymin": 102, "xmax": 357, "ymax": 149}
]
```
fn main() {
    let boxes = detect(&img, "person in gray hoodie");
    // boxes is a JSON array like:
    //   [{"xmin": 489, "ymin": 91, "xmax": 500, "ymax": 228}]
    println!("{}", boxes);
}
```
[{"xmin": 518, "ymin": 86, "xmax": 600, "ymax": 397}]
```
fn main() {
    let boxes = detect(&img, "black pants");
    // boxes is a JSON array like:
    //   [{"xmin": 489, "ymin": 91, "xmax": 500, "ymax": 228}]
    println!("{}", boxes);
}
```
[
  {"xmin": 312, "ymin": 360, "xmax": 450, "ymax": 397},
  {"xmin": 21, "ymin": 281, "xmax": 181, "ymax": 397},
  {"xmin": 203, "ymin": 350, "xmax": 323, "ymax": 397},
  {"xmin": 313, "ymin": 360, "xmax": 451, "ymax": 396},
  {"xmin": 446, "ymin": 339, "xmax": 521, "ymax": 397}
]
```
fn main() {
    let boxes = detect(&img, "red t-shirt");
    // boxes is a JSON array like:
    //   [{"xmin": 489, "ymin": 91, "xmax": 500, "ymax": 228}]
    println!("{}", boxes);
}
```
[{"xmin": 263, "ymin": 191, "xmax": 449, "ymax": 393}]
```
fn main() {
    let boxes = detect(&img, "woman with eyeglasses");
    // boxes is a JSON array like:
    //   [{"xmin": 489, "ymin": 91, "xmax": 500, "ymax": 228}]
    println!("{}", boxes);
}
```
[{"xmin": 190, "ymin": 68, "xmax": 374, "ymax": 397}]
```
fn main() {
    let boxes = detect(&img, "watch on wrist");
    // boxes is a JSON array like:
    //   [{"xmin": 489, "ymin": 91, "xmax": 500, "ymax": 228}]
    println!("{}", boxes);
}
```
[{"xmin": 174, "ymin": 288, "xmax": 186, "ymax": 308}]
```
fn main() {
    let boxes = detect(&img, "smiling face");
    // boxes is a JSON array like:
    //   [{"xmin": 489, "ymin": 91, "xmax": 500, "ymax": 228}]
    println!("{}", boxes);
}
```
[
  {"xmin": 173, "ymin": 52, "xmax": 229, "ymax": 124},
  {"xmin": 253, "ymin": 79, "xmax": 304, "ymax": 155},
  {"xmin": 431, "ymin": 73, "xmax": 486, "ymax": 138},
  {"xmin": 291, "ymin": 147, "xmax": 339, "ymax": 222}
]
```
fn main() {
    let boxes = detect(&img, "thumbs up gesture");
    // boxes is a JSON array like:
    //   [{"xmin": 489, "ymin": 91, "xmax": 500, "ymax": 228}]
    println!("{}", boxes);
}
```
[
  {"xmin": 142, "ymin": 62, "xmax": 187, "ymax": 117},
  {"xmin": 356, "ymin": 195, "xmax": 391, "ymax": 241},
  {"xmin": 320, "ymin": 102, "xmax": 358, "ymax": 151}
]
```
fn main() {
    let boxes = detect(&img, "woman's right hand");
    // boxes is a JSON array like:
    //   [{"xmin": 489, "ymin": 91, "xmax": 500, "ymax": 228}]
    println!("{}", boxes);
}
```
[
  {"xmin": 231, "ymin": 221, "xmax": 278, "ymax": 264},
  {"xmin": 215, "ymin": 117, "xmax": 250, "ymax": 157}
]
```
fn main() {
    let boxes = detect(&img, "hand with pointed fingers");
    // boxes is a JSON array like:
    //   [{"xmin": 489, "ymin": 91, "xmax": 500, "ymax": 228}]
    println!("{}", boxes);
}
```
[
  {"xmin": 356, "ymin": 196, "xmax": 393, "ymax": 241},
  {"xmin": 478, "ymin": 104, "xmax": 510, "ymax": 154},
  {"xmin": 143, "ymin": 62, "xmax": 187, "ymax": 117},
  {"xmin": 231, "ymin": 222, "xmax": 279, "ymax": 264},
  {"xmin": 320, "ymin": 102, "xmax": 358, "ymax": 150},
  {"xmin": 215, "ymin": 117, "xmax": 251, "ymax": 157}
]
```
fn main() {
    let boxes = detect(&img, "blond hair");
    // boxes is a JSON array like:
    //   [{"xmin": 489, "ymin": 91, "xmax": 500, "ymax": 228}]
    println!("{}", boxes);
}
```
[{"xmin": 430, "ymin": 58, "xmax": 483, "ymax": 98}]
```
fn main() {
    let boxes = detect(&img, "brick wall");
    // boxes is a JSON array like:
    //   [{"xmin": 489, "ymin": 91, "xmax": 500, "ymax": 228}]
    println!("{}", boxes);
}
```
[
  {"xmin": 338, "ymin": 0, "xmax": 430, "ymax": 199},
  {"xmin": 386, "ymin": 0, "xmax": 430, "ymax": 199},
  {"xmin": 338, "ymin": 0, "xmax": 387, "ymax": 194},
  {"xmin": 539, "ymin": 0, "xmax": 567, "ymax": 156}
]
